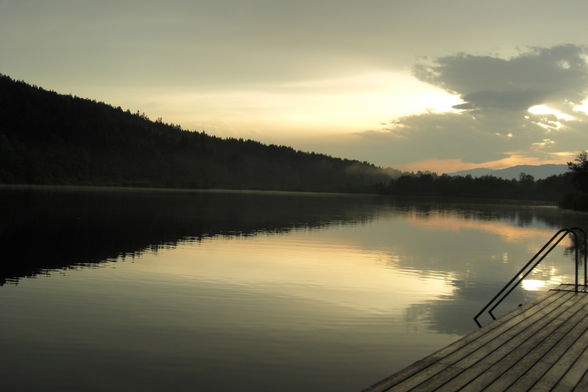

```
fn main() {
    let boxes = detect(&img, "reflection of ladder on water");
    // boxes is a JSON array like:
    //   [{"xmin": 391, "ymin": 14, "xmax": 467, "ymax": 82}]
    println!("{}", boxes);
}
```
[{"xmin": 363, "ymin": 228, "xmax": 588, "ymax": 392}]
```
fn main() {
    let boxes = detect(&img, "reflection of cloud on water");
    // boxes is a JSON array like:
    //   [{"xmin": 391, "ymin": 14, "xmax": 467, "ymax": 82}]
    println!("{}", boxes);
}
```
[
  {"xmin": 139, "ymin": 237, "xmax": 458, "ymax": 316},
  {"xmin": 404, "ymin": 279, "xmax": 543, "ymax": 335},
  {"xmin": 382, "ymin": 207, "xmax": 580, "ymax": 335}
]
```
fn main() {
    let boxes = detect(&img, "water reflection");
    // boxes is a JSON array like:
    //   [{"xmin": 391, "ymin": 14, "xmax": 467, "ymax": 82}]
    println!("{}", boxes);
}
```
[
  {"xmin": 1, "ymin": 187, "xmax": 588, "ymax": 391},
  {"xmin": 1, "ymin": 189, "xmax": 584, "ymax": 285},
  {"xmin": 0, "ymin": 187, "xmax": 381, "ymax": 284}
]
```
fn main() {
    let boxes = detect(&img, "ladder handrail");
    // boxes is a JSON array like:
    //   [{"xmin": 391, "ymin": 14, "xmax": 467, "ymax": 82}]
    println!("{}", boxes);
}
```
[
  {"xmin": 487, "ymin": 230, "xmax": 576, "ymax": 320},
  {"xmin": 473, "ymin": 227, "xmax": 585, "ymax": 328},
  {"xmin": 570, "ymin": 227, "xmax": 587, "ymax": 288}
]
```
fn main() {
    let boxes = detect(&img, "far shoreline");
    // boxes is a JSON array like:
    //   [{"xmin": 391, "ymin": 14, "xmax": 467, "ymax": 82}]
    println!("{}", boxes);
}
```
[
  {"xmin": 0, "ymin": 183, "xmax": 379, "ymax": 198},
  {"xmin": 0, "ymin": 183, "xmax": 565, "ymax": 208}
]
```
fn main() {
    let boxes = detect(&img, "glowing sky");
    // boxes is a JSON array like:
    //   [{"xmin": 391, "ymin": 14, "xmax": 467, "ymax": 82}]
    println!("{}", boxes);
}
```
[{"xmin": 1, "ymin": 0, "xmax": 588, "ymax": 172}]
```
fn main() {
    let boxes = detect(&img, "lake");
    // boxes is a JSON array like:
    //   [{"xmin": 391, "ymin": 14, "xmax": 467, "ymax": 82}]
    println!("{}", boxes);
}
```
[{"xmin": 0, "ymin": 187, "xmax": 586, "ymax": 391}]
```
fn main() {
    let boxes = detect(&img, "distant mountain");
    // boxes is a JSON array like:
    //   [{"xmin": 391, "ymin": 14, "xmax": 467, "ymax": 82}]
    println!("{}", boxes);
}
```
[
  {"xmin": 0, "ymin": 74, "xmax": 398, "ymax": 192},
  {"xmin": 448, "ymin": 164, "xmax": 568, "ymax": 180}
]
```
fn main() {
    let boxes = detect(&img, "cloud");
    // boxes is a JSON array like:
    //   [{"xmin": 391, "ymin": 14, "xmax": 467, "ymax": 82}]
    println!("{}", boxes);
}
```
[
  {"xmin": 321, "ymin": 45, "xmax": 588, "ymax": 168},
  {"xmin": 414, "ymin": 45, "xmax": 588, "ymax": 111},
  {"xmin": 304, "ymin": 111, "xmax": 535, "ymax": 165}
]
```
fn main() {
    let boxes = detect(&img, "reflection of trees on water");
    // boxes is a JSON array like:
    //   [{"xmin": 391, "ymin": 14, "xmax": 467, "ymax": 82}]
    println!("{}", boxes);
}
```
[
  {"xmin": 0, "ymin": 188, "xmax": 383, "ymax": 284},
  {"xmin": 399, "ymin": 200, "xmax": 588, "ymax": 265},
  {"xmin": 393, "ymin": 199, "xmax": 585, "ymax": 229},
  {"xmin": 561, "ymin": 229, "xmax": 588, "ymax": 280},
  {"xmin": 2, "ymin": 189, "xmax": 588, "ymax": 287}
]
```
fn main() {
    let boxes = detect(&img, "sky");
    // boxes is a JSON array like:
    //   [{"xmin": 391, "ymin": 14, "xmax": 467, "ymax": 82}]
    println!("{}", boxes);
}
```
[{"xmin": 1, "ymin": 0, "xmax": 588, "ymax": 172}]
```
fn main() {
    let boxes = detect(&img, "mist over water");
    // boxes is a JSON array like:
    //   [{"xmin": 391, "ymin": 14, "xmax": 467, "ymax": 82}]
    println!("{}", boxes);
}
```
[{"xmin": 0, "ymin": 187, "xmax": 586, "ymax": 391}]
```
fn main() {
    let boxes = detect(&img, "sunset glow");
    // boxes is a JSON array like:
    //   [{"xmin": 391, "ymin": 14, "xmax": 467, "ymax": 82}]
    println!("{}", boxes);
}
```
[{"xmin": 107, "ymin": 71, "xmax": 462, "ymax": 139}]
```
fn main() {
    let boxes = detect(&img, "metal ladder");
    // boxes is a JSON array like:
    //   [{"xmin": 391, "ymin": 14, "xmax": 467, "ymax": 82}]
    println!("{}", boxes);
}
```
[{"xmin": 473, "ymin": 227, "xmax": 587, "ymax": 328}]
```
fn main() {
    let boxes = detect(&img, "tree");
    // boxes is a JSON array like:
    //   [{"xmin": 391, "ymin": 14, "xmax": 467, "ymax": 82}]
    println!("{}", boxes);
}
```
[
  {"xmin": 519, "ymin": 172, "xmax": 535, "ymax": 183},
  {"xmin": 567, "ymin": 151, "xmax": 588, "ymax": 192}
]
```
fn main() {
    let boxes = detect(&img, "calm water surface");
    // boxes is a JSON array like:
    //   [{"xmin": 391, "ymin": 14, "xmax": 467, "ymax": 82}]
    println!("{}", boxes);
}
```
[{"xmin": 1, "ymin": 187, "xmax": 586, "ymax": 391}]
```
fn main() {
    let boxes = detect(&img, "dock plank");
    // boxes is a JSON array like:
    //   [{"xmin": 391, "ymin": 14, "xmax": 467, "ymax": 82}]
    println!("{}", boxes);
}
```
[
  {"xmin": 501, "ymin": 300, "xmax": 588, "ymax": 391},
  {"xmin": 427, "ymin": 293, "xmax": 584, "ymax": 392},
  {"xmin": 457, "ymin": 294, "xmax": 588, "ymax": 391},
  {"xmin": 373, "ymin": 291, "xmax": 571, "ymax": 392},
  {"xmin": 573, "ymin": 368, "xmax": 588, "ymax": 391},
  {"xmin": 534, "ymin": 326, "xmax": 588, "ymax": 391},
  {"xmin": 552, "ymin": 345, "xmax": 588, "ymax": 391},
  {"xmin": 363, "ymin": 285, "xmax": 588, "ymax": 392},
  {"xmin": 362, "ymin": 290, "xmax": 566, "ymax": 392}
]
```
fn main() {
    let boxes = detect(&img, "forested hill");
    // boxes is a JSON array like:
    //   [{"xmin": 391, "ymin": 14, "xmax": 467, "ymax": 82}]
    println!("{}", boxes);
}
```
[{"xmin": 0, "ymin": 74, "xmax": 397, "ymax": 192}]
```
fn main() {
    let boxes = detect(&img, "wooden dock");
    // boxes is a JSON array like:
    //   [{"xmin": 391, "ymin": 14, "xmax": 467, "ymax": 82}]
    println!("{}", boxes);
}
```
[{"xmin": 363, "ymin": 284, "xmax": 588, "ymax": 392}]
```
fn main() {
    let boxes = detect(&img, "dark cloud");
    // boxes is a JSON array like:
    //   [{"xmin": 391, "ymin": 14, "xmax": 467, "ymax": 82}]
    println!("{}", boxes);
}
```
[{"xmin": 414, "ymin": 45, "xmax": 588, "ymax": 111}]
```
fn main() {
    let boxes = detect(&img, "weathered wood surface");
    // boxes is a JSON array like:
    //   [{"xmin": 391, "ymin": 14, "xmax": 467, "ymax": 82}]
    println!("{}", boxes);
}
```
[{"xmin": 363, "ymin": 284, "xmax": 588, "ymax": 392}]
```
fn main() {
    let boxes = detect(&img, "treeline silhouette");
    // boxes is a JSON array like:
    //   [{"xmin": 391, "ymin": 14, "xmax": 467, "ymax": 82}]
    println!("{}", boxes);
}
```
[
  {"xmin": 0, "ymin": 73, "xmax": 576, "ymax": 200},
  {"xmin": 0, "ymin": 74, "xmax": 396, "ymax": 192},
  {"xmin": 379, "ymin": 172, "xmax": 574, "ymax": 201},
  {"xmin": 559, "ymin": 151, "xmax": 588, "ymax": 210}
]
